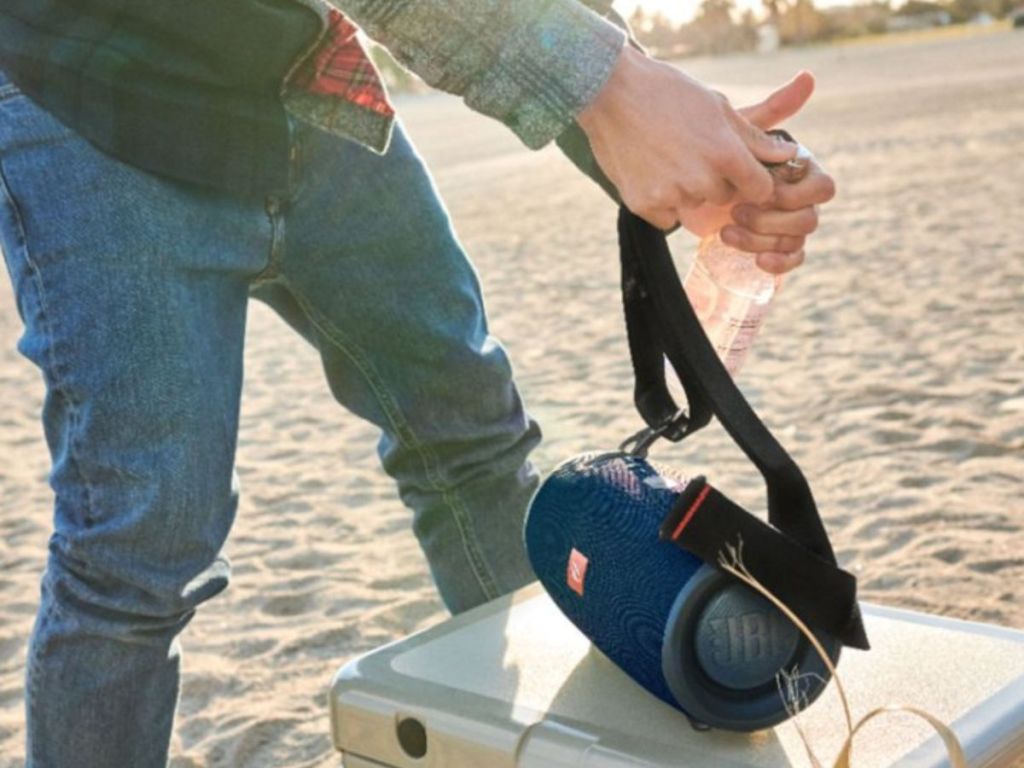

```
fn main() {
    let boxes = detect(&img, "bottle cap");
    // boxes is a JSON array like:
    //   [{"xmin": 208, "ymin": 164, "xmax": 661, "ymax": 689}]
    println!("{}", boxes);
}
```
[{"xmin": 765, "ymin": 129, "xmax": 812, "ymax": 184}]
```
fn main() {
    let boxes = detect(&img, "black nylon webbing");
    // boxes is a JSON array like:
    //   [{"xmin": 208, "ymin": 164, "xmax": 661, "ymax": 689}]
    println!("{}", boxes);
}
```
[
  {"xmin": 618, "ymin": 208, "xmax": 869, "ymax": 650},
  {"xmin": 622, "ymin": 263, "xmax": 711, "ymax": 437},
  {"xmin": 660, "ymin": 479, "xmax": 868, "ymax": 649}
]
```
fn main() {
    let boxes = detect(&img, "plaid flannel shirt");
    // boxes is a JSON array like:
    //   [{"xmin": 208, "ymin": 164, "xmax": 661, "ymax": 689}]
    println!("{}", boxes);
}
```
[{"xmin": 285, "ymin": 8, "xmax": 396, "ymax": 150}]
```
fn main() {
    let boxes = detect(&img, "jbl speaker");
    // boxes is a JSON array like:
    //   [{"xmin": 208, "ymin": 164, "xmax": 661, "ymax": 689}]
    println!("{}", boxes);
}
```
[
  {"xmin": 524, "ymin": 451, "xmax": 840, "ymax": 732},
  {"xmin": 523, "ymin": 206, "xmax": 866, "ymax": 732}
]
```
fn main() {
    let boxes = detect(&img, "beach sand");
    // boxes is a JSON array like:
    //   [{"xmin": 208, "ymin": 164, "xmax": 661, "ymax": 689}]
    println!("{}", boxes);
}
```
[{"xmin": 0, "ymin": 28, "xmax": 1021, "ymax": 768}]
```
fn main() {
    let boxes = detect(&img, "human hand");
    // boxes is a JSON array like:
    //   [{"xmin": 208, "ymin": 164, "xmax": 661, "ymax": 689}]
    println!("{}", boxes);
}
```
[
  {"xmin": 577, "ymin": 45, "xmax": 798, "ymax": 231},
  {"xmin": 678, "ymin": 71, "xmax": 837, "ymax": 275}
]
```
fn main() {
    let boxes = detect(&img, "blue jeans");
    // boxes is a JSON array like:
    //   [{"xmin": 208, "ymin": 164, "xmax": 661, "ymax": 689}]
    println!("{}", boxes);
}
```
[{"xmin": 0, "ymin": 73, "xmax": 540, "ymax": 767}]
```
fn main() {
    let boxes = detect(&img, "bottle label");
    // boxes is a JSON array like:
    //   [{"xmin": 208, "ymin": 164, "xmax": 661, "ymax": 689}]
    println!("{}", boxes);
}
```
[{"xmin": 684, "ymin": 259, "xmax": 773, "ymax": 376}]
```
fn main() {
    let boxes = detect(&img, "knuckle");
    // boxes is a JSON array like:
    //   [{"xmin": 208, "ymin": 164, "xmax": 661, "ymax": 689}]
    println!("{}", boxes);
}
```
[
  {"xmin": 645, "ymin": 184, "xmax": 674, "ymax": 209},
  {"xmin": 776, "ymin": 234, "xmax": 800, "ymax": 253},
  {"xmin": 622, "ymin": 193, "xmax": 644, "ymax": 214},
  {"xmin": 802, "ymin": 208, "xmax": 819, "ymax": 233},
  {"xmin": 654, "ymin": 211, "xmax": 678, "ymax": 230},
  {"xmin": 750, "ymin": 180, "xmax": 774, "ymax": 205},
  {"xmin": 819, "ymin": 175, "xmax": 837, "ymax": 202},
  {"xmin": 625, "ymin": 187, "xmax": 660, "ymax": 215},
  {"xmin": 775, "ymin": 184, "xmax": 796, "ymax": 209},
  {"xmin": 677, "ymin": 193, "xmax": 703, "ymax": 210},
  {"xmin": 717, "ymin": 145, "xmax": 740, "ymax": 170},
  {"xmin": 743, "ymin": 208, "xmax": 765, "ymax": 232},
  {"xmin": 706, "ymin": 184, "xmax": 733, "ymax": 207},
  {"xmin": 733, "ymin": 229, "xmax": 753, "ymax": 250}
]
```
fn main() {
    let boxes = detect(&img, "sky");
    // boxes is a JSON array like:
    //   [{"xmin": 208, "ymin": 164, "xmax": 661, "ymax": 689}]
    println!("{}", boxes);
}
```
[
  {"xmin": 622, "ymin": 0, "xmax": 854, "ymax": 23},
  {"xmin": 621, "ymin": 0, "xmax": 758, "ymax": 23}
]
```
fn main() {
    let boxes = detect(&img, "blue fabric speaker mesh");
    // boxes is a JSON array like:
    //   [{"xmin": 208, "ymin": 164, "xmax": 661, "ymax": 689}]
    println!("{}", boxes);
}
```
[{"xmin": 524, "ymin": 451, "xmax": 703, "ymax": 707}]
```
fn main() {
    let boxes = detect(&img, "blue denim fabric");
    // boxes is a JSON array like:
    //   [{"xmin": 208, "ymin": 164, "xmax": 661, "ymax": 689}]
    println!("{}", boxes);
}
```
[{"xmin": 0, "ymin": 72, "xmax": 540, "ymax": 767}]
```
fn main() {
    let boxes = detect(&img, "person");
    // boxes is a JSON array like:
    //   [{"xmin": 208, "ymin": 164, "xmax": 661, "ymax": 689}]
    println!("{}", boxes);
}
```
[{"xmin": 0, "ymin": 0, "xmax": 835, "ymax": 765}]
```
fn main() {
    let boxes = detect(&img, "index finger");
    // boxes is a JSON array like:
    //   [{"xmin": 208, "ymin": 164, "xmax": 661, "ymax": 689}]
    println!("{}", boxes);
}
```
[{"xmin": 721, "ymin": 139, "xmax": 774, "ymax": 204}]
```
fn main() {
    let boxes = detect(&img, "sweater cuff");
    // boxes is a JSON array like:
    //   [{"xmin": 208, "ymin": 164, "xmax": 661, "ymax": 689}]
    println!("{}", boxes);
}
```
[{"xmin": 463, "ymin": 0, "xmax": 626, "ymax": 150}]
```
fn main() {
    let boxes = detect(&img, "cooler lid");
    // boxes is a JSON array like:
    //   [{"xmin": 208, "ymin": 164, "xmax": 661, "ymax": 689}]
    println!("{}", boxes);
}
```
[{"xmin": 329, "ymin": 585, "xmax": 1024, "ymax": 768}]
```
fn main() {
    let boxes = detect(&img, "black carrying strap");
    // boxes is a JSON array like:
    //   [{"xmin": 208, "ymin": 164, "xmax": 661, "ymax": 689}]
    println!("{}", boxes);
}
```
[
  {"xmin": 618, "ymin": 208, "xmax": 869, "ymax": 650},
  {"xmin": 660, "ymin": 477, "xmax": 867, "ymax": 649}
]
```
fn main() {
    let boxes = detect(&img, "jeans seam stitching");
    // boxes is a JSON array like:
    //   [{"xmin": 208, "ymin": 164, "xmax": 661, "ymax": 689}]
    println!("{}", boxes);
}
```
[
  {"xmin": 252, "ymin": 199, "xmax": 285, "ymax": 282},
  {"xmin": 26, "ymin": 598, "xmax": 62, "ymax": 766},
  {"xmin": 0, "ymin": 163, "xmax": 97, "ymax": 522},
  {"xmin": 286, "ymin": 282, "xmax": 499, "ymax": 600}
]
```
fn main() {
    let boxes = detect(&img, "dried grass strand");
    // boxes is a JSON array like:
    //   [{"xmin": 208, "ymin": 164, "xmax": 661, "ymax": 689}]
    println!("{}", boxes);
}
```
[
  {"xmin": 717, "ymin": 538, "xmax": 967, "ymax": 768},
  {"xmin": 717, "ymin": 539, "xmax": 853, "ymax": 733}
]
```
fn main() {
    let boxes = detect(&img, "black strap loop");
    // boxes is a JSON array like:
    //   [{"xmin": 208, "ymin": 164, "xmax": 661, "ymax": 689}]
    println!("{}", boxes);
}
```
[
  {"xmin": 621, "ymin": 246, "xmax": 711, "ymax": 438},
  {"xmin": 618, "ymin": 207, "xmax": 869, "ymax": 650}
]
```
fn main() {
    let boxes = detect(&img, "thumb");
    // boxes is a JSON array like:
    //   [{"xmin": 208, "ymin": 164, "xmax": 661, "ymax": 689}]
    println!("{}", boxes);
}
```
[
  {"xmin": 739, "ymin": 70, "xmax": 815, "ymax": 130},
  {"xmin": 729, "ymin": 110, "xmax": 798, "ymax": 165}
]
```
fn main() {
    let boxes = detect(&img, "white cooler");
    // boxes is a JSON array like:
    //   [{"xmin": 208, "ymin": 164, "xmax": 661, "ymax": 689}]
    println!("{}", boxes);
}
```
[{"xmin": 328, "ymin": 585, "xmax": 1024, "ymax": 767}]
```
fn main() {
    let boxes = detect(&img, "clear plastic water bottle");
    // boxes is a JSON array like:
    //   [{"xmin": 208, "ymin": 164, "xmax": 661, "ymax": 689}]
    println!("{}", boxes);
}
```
[{"xmin": 683, "ymin": 135, "xmax": 812, "ymax": 377}]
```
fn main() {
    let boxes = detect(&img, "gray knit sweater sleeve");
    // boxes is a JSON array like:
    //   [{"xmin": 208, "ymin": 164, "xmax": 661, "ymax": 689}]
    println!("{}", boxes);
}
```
[{"xmin": 335, "ymin": 0, "xmax": 626, "ymax": 149}]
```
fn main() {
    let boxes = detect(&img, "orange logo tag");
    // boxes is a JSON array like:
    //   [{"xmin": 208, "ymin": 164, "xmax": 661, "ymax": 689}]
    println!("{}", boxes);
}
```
[{"xmin": 567, "ymin": 548, "xmax": 589, "ymax": 597}]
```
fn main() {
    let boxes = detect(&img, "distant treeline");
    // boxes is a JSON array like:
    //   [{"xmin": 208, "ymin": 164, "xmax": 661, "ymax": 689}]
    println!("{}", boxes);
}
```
[
  {"xmin": 630, "ymin": 0, "xmax": 1020, "ymax": 56},
  {"xmin": 368, "ymin": 0, "xmax": 1020, "ymax": 88}
]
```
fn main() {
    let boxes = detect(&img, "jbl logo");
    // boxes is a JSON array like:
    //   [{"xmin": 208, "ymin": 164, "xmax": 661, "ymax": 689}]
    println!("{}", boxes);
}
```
[
  {"xmin": 566, "ymin": 548, "xmax": 589, "ymax": 597},
  {"xmin": 706, "ymin": 611, "xmax": 788, "ymax": 667}
]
